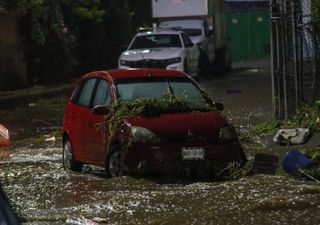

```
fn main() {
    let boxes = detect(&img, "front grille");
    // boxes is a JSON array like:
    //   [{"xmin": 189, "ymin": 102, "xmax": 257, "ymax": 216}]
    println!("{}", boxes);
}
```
[{"xmin": 127, "ymin": 59, "xmax": 169, "ymax": 69}]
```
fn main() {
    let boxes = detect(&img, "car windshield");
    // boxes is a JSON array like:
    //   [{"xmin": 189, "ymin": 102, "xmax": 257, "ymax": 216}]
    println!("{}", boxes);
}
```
[
  {"xmin": 181, "ymin": 28, "xmax": 202, "ymax": 37},
  {"xmin": 115, "ymin": 77, "xmax": 209, "ymax": 109},
  {"xmin": 129, "ymin": 34, "xmax": 182, "ymax": 49}
]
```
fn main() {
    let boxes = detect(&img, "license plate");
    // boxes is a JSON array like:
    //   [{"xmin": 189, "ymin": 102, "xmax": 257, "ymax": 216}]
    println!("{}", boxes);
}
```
[{"xmin": 182, "ymin": 147, "xmax": 205, "ymax": 160}]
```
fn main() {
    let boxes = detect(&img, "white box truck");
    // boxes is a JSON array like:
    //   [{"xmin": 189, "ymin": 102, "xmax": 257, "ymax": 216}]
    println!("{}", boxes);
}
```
[{"xmin": 152, "ymin": 0, "xmax": 230, "ymax": 76}]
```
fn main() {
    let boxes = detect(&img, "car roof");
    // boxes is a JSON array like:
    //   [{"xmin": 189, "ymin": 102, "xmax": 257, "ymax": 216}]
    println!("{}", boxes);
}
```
[
  {"xmin": 135, "ymin": 29, "xmax": 184, "ymax": 36},
  {"xmin": 81, "ymin": 69, "xmax": 188, "ymax": 81}
]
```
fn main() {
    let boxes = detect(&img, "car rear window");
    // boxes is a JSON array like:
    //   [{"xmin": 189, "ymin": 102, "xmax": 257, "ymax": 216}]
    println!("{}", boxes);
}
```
[{"xmin": 115, "ymin": 77, "xmax": 208, "ymax": 108}]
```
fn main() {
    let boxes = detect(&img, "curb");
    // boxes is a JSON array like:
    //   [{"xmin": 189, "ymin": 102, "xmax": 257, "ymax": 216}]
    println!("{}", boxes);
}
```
[{"xmin": 0, "ymin": 85, "xmax": 74, "ymax": 109}]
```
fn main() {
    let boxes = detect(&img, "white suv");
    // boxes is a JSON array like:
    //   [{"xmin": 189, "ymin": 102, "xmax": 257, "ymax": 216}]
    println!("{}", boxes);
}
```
[{"xmin": 118, "ymin": 30, "xmax": 200, "ymax": 78}]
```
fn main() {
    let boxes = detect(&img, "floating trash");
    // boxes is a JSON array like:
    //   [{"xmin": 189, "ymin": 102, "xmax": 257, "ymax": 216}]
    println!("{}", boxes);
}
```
[
  {"xmin": 45, "ymin": 136, "xmax": 56, "ymax": 142},
  {"xmin": 252, "ymin": 153, "xmax": 278, "ymax": 175},
  {"xmin": 273, "ymin": 128, "xmax": 310, "ymax": 145},
  {"xmin": 282, "ymin": 149, "xmax": 314, "ymax": 175},
  {"xmin": 0, "ymin": 124, "xmax": 9, "ymax": 147}
]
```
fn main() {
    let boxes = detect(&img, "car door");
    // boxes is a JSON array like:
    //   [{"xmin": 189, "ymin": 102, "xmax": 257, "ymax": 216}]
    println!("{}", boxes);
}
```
[
  {"xmin": 85, "ymin": 78, "xmax": 112, "ymax": 165},
  {"xmin": 67, "ymin": 78, "xmax": 98, "ymax": 163},
  {"xmin": 181, "ymin": 33, "xmax": 199, "ymax": 76}
]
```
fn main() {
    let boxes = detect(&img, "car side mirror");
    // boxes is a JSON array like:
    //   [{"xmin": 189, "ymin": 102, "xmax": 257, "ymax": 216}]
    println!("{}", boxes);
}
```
[
  {"xmin": 214, "ymin": 102, "xmax": 224, "ymax": 112},
  {"xmin": 92, "ymin": 105, "xmax": 109, "ymax": 115},
  {"xmin": 186, "ymin": 42, "xmax": 194, "ymax": 48}
]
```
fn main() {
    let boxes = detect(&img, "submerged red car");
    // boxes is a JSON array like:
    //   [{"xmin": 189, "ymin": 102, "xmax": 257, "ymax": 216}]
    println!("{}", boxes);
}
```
[{"xmin": 62, "ymin": 69, "xmax": 246, "ymax": 178}]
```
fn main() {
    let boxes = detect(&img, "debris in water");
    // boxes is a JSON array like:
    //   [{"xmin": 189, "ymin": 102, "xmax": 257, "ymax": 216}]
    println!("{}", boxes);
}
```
[
  {"xmin": 252, "ymin": 153, "xmax": 278, "ymax": 175},
  {"xmin": 273, "ymin": 128, "xmax": 310, "ymax": 145},
  {"xmin": 282, "ymin": 149, "xmax": 314, "ymax": 175},
  {"xmin": 0, "ymin": 124, "xmax": 10, "ymax": 147},
  {"xmin": 45, "ymin": 136, "xmax": 56, "ymax": 142}
]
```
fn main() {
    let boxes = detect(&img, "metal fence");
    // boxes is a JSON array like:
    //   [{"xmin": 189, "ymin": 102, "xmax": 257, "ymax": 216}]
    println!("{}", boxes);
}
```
[{"xmin": 270, "ymin": 0, "xmax": 320, "ymax": 120}]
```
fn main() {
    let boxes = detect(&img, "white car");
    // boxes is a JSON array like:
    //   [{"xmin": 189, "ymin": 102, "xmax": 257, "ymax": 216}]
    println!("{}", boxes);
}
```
[{"xmin": 118, "ymin": 30, "xmax": 200, "ymax": 78}]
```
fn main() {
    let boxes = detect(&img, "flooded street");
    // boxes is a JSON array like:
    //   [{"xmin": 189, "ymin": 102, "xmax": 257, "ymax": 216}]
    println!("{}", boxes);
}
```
[
  {"xmin": 1, "ymin": 147, "xmax": 320, "ymax": 225},
  {"xmin": 1, "ymin": 64, "xmax": 320, "ymax": 224}
]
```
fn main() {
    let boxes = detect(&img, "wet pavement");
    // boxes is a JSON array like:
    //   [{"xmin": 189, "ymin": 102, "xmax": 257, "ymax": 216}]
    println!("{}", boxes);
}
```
[{"xmin": 1, "ymin": 63, "xmax": 320, "ymax": 224}]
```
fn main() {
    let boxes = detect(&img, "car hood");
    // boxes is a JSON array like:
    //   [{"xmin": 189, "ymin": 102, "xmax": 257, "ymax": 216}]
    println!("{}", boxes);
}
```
[
  {"xmin": 129, "ymin": 112, "xmax": 228, "ymax": 141},
  {"xmin": 120, "ymin": 48, "xmax": 182, "ymax": 61}
]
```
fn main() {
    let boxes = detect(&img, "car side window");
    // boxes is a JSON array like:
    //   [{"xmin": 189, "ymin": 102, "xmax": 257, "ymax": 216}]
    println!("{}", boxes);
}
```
[
  {"xmin": 74, "ymin": 78, "xmax": 97, "ymax": 108},
  {"xmin": 93, "ymin": 79, "xmax": 111, "ymax": 107},
  {"xmin": 181, "ymin": 33, "xmax": 194, "ymax": 48}
]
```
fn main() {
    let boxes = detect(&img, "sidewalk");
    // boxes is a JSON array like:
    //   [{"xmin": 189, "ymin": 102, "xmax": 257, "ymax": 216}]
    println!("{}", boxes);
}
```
[
  {"xmin": 0, "ymin": 83, "xmax": 74, "ymax": 109},
  {"xmin": 231, "ymin": 58, "xmax": 271, "ymax": 70}
]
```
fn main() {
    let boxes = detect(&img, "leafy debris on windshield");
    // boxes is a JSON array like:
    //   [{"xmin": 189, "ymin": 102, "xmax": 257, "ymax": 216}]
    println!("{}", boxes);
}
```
[{"xmin": 102, "ymin": 92, "xmax": 218, "ymax": 149}]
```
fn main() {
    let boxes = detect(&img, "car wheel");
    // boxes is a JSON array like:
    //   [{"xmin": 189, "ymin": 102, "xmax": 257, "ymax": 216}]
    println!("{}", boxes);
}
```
[
  {"xmin": 215, "ymin": 47, "xmax": 227, "ymax": 75},
  {"xmin": 183, "ymin": 59, "xmax": 188, "ymax": 74},
  {"xmin": 106, "ymin": 148, "xmax": 128, "ymax": 178},
  {"xmin": 63, "ymin": 139, "xmax": 83, "ymax": 171},
  {"xmin": 197, "ymin": 50, "xmax": 210, "ymax": 79}
]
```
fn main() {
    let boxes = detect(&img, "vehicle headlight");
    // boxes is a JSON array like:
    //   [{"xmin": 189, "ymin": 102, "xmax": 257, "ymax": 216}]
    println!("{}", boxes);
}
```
[
  {"xmin": 165, "ymin": 57, "xmax": 182, "ymax": 65},
  {"xmin": 120, "ymin": 60, "xmax": 131, "ymax": 66},
  {"xmin": 219, "ymin": 125, "xmax": 237, "ymax": 140},
  {"xmin": 131, "ymin": 126, "xmax": 160, "ymax": 144}
]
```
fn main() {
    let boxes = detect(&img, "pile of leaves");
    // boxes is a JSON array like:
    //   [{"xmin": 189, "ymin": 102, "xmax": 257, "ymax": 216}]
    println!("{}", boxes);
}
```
[
  {"xmin": 103, "ymin": 93, "xmax": 218, "ymax": 146},
  {"xmin": 288, "ymin": 101, "xmax": 320, "ymax": 132},
  {"xmin": 240, "ymin": 100, "xmax": 320, "ymax": 143}
]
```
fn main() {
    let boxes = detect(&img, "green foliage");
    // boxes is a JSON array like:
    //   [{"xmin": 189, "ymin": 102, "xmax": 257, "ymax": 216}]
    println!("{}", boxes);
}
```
[
  {"xmin": 312, "ymin": 0, "xmax": 320, "ymax": 20},
  {"xmin": 218, "ymin": 162, "xmax": 253, "ymax": 181},
  {"xmin": 298, "ymin": 147, "xmax": 320, "ymax": 181},
  {"xmin": 2, "ymin": 0, "xmax": 133, "ymax": 83},
  {"xmin": 240, "ymin": 100, "xmax": 320, "ymax": 143},
  {"xmin": 268, "ymin": 102, "xmax": 320, "ymax": 133},
  {"xmin": 127, "ymin": 0, "xmax": 153, "ymax": 30},
  {"xmin": 253, "ymin": 119, "xmax": 280, "ymax": 135},
  {"xmin": 315, "ymin": 100, "xmax": 320, "ymax": 110},
  {"xmin": 310, "ymin": 148, "xmax": 320, "ymax": 161},
  {"xmin": 289, "ymin": 103, "xmax": 320, "ymax": 132},
  {"xmin": 104, "ymin": 93, "xmax": 218, "ymax": 148}
]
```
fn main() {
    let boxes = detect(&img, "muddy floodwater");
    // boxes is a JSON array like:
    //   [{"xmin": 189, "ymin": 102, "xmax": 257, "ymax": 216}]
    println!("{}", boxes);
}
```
[
  {"xmin": 1, "ymin": 65, "xmax": 320, "ymax": 224},
  {"xmin": 1, "ymin": 147, "xmax": 320, "ymax": 225}
]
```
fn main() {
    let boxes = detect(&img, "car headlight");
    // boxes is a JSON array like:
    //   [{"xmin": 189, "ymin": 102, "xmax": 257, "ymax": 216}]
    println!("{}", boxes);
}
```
[
  {"xmin": 219, "ymin": 125, "xmax": 237, "ymax": 140},
  {"xmin": 120, "ymin": 60, "xmax": 131, "ymax": 66},
  {"xmin": 131, "ymin": 126, "xmax": 160, "ymax": 144},
  {"xmin": 165, "ymin": 57, "xmax": 182, "ymax": 65}
]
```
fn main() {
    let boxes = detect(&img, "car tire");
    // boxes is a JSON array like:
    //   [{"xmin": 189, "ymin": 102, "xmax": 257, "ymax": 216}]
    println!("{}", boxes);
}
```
[
  {"xmin": 183, "ymin": 59, "xmax": 188, "ymax": 74},
  {"xmin": 215, "ymin": 47, "xmax": 227, "ymax": 75},
  {"xmin": 106, "ymin": 148, "xmax": 128, "ymax": 178},
  {"xmin": 63, "ymin": 138, "xmax": 83, "ymax": 171},
  {"xmin": 197, "ymin": 50, "xmax": 210, "ymax": 79}
]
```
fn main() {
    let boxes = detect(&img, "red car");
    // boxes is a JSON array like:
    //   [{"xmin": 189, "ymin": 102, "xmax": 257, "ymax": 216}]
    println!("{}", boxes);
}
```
[{"xmin": 62, "ymin": 69, "xmax": 246, "ymax": 178}]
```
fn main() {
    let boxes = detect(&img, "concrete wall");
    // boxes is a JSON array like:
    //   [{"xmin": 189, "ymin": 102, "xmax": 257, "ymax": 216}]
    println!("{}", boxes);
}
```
[{"xmin": 0, "ymin": 13, "xmax": 27, "ymax": 90}]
